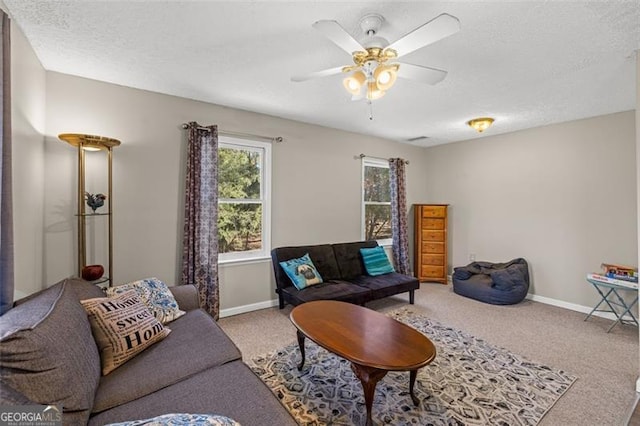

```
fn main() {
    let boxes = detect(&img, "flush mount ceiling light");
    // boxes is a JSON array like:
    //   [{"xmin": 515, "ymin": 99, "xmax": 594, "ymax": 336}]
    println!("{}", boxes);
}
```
[
  {"xmin": 466, "ymin": 117, "xmax": 495, "ymax": 133},
  {"xmin": 292, "ymin": 12, "xmax": 461, "ymax": 114}
]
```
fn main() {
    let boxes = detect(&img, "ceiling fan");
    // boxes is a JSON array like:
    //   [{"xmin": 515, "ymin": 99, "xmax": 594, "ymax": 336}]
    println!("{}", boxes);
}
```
[{"xmin": 292, "ymin": 13, "xmax": 461, "ymax": 102}]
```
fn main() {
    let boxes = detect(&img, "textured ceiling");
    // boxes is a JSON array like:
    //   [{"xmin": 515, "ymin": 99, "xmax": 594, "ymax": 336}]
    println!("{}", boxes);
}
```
[{"xmin": 4, "ymin": 1, "xmax": 639, "ymax": 146}]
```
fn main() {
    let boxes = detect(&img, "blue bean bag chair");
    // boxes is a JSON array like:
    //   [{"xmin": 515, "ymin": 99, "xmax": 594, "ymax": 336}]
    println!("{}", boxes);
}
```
[{"xmin": 452, "ymin": 258, "xmax": 529, "ymax": 305}]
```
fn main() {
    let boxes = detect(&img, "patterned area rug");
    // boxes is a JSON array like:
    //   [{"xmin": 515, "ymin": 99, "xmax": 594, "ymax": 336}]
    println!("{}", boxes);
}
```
[{"xmin": 249, "ymin": 308, "xmax": 577, "ymax": 426}]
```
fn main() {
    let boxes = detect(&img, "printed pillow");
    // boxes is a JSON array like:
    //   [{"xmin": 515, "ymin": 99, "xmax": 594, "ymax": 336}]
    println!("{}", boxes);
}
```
[
  {"xmin": 360, "ymin": 246, "xmax": 395, "ymax": 276},
  {"xmin": 279, "ymin": 253, "xmax": 323, "ymax": 290},
  {"xmin": 81, "ymin": 291, "xmax": 171, "ymax": 375},
  {"xmin": 106, "ymin": 277, "xmax": 185, "ymax": 324},
  {"xmin": 105, "ymin": 413, "xmax": 240, "ymax": 426}
]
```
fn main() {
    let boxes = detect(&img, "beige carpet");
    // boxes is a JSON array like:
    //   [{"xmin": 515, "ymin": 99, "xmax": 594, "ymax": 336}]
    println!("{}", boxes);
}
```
[{"xmin": 219, "ymin": 283, "xmax": 638, "ymax": 426}]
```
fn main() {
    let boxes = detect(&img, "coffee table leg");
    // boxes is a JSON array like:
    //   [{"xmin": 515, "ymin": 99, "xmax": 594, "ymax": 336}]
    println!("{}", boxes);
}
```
[
  {"xmin": 409, "ymin": 370, "xmax": 419, "ymax": 406},
  {"xmin": 296, "ymin": 330, "xmax": 306, "ymax": 371},
  {"xmin": 351, "ymin": 363, "xmax": 387, "ymax": 426}
]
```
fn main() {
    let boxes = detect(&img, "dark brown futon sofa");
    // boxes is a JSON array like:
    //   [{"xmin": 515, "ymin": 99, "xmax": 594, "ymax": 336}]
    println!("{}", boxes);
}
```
[{"xmin": 271, "ymin": 240, "xmax": 419, "ymax": 309}]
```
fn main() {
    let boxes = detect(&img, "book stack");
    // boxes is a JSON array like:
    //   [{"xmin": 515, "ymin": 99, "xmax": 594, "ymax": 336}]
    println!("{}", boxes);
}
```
[
  {"xmin": 587, "ymin": 263, "xmax": 639, "ymax": 289},
  {"xmin": 601, "ymin": 263, "xmax": 638, "ymax": 282}
]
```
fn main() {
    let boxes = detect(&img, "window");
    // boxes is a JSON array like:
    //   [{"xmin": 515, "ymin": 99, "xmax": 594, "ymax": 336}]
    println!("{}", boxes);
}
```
[
  {"xmin": 218, "ymin": 137, "xmax": 271, "ymax": 262},
  {"xmin": 362, "ymin": 158, "xmax": 392, "ymax": 245}
]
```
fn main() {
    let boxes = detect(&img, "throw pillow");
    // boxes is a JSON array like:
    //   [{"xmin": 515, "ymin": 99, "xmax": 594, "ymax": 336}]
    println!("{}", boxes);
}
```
[
  {"xmin": 81, "ymin": 291, "xmax": 171, "ymax": 375},
  {"xmin": 279, "ymin": 253, "xmax": 323, "ymax": 290},
  {"xmin": 106, "ymin": 277, "xmax": 185, "ymax": 324},
  {"xmin": 360, "ymin": 246, "xmax": 395, "ymax": 276},
  {"xmin": 105, "ymin": 413, "xmax": 240, "ymax": 426}
]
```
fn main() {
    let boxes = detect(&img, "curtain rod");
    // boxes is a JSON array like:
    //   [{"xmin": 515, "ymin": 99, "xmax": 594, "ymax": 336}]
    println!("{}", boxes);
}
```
[
  {"xmin": 359, "ymin": 153, "xmax": 410, "ymax": 165},
  {"xmin": 181, "ymin": 123, "xmax": 283, "ymax": 143}
]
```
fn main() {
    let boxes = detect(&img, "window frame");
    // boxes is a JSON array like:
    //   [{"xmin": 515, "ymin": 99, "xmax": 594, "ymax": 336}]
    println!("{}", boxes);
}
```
[
  {"xmin": 217, "ymin": 136, "xmax": 272, "ymax": 264},
  {"xmin": 361, "ymin": 157, "xmax": 392, "ymax": 246}
]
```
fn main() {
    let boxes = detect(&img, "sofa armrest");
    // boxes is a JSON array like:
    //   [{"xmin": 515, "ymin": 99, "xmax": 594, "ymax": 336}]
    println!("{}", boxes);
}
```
[{"xmin": 169, "ymin": 285, "xmax": 200, "ymax": 311}]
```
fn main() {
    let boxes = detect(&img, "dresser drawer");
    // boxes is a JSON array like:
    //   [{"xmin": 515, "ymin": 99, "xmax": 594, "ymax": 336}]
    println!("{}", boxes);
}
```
[
  {"xmin": 422, "ymin": 230, "xmax": 444, "ymax": 242},
  {"xmin": 422, "ymin": 206, "xmax": 446, "ymax": 218},
  {"xmin": 423, "ymin": 218, "xmax": 445, "ymax": 230},
  {"xmin": 421, "ymin": 265, "xmax": 444, "ymax": 278},
  {"xmin": 422, "ymin": 254, "xmax": 444, "ymax": 266},
  {"xmin": 422, "ymin": 242, "xmax": 444, "ymax": 254}
]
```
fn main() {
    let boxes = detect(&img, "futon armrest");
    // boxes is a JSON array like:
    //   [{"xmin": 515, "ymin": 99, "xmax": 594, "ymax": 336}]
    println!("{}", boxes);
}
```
[{"xmin": 169, "ymin": 284, "xmax": 200, "ymax": 311}]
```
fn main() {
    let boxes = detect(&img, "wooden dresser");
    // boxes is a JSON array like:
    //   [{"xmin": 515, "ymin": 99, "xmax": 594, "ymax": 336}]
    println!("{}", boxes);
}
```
[{"xmin": 414, "ymin": 204, "xmax": 448, "ymax": 284}]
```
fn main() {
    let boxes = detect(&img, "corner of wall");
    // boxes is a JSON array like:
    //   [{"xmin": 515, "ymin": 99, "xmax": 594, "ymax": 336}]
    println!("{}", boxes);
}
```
[{"xmin": 10, "ymin": 16, "xmax": 47, "ymax": 297}]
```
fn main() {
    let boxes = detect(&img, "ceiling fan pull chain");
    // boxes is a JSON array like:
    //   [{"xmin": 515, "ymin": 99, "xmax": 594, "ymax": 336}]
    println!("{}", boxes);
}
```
[{"xmin": 368, "ymin": 100, "xmax": 374, "ymax": 121}]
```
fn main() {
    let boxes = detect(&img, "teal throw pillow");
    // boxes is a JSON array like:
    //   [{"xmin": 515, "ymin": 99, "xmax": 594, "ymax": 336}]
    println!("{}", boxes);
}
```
[
  {"xmin": 360, "ymin": 246, "xmax": 395, "ymax": 276},
  {"xmin": 279, "ymin": 253, "xmax": 323, "ymax": 290}
]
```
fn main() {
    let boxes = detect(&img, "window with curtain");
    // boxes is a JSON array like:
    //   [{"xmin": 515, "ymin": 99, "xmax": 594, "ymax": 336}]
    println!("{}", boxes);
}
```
[
  {"xmin": 361, "ymin": 157, "xmax": 392, "ymax": 244},
  {"xmin": 218, "ymin": 137, "xmax": 271, "ymax": 262}
]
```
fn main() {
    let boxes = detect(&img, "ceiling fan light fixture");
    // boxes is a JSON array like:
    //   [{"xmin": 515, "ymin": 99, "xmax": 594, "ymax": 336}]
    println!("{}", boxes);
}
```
[
  {"xmin": 366, "ymin": 81, "xmax": 385, "ymax": 100},
  {"xmin": 343, "ymin": 71, "xmax": 366, "ymax": 95},
  {"xmin": 374, "ymin": 64, "xmax": 398, "ymax": 91},
  {"xmin": 467, "ymin": 117, "xmax": 495, "ymax": 133}
]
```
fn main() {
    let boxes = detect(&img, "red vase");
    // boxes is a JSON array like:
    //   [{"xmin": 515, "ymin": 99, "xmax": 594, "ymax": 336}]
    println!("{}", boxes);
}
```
[{"xmin": 82, "ymin": 265, "xmax": 104, "ymax": 281}]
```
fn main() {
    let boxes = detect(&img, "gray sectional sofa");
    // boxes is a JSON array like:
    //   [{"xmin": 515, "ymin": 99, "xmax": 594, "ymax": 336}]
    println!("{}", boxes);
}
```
[
  {"xmin": 0, "ymin": 278, "xmax": 296, "ymax": 425},
  {"xmin": 271, "ymin": 240, "xmax": 420, "ymax": 309}
]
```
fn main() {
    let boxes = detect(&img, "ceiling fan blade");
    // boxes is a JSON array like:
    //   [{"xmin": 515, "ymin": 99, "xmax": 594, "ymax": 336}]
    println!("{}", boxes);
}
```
[
  {"xmin": 291, "ymin": 66, "xmax": 345, "ymax": 82},
  {"xmin": 313, "ymin": 20, "xmax": 365, "ymax": 55},
  {"xmin": 397, "ymin": 63, "xmax": 448, "ymax": 85},
  {"xmin": 387, "ymin": 13, "xmax": 460, "ymax": 58}
]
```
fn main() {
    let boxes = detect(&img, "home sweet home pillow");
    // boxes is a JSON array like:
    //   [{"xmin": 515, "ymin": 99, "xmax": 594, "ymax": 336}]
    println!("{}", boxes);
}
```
[{"xmin": 81, "ymin": 290, "xmax": 171, "ymax": 375}]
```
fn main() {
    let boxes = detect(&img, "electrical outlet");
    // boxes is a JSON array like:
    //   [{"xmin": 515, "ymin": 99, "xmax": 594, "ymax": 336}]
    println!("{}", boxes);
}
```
[{"xmin": 469, "ymin": 253, "xmax": 476, "ymax": 262}]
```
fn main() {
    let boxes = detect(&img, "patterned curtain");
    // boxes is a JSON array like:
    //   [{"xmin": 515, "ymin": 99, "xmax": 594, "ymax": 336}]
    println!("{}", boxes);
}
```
[
  {"xmin": 389, "ymin": 158, "xmax": 410, "ymax": 275},
  {"xmin": 181, "ymin": 122, "xmax": 220, "ymax": 319},
  {"xmin": 0, "ymin": 11, "xmax": 13, "ymax": 315}
]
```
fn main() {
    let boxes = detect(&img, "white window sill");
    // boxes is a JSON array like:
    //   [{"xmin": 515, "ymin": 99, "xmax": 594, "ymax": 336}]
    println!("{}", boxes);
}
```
[{"xmin": 218, "ymin": 255, "xmax": 272, "ymax": 267}]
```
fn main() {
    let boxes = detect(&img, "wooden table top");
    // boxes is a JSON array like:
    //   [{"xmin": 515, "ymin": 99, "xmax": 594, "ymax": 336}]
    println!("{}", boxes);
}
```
[{"xmin": 290, "ymin": 301, "xmax": 436, "ymax": 371}]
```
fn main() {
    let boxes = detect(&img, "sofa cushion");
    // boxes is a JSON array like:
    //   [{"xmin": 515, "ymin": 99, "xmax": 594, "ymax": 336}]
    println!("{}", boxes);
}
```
[
  {"xmin": 81, "ymin": 290, "xmax": 171, "ymax": 375},
  {"xmin": 350, "ymin": 273, "xmax": 419, "ymax": 300},
  {"xmin": 282, "ymin": 280, "xmax": 371, "ymax": 305},
  {"xmin": 332, "ymin": 241, "xmax": 378, "ymax": 279},
  {"xmin": 168, "ymin": 284, "xmax": 200, "ymax": 312},
  {"xmin": 271, "ymin": 244, "xmax": 341, "ymax": 285},
  {"xmin": 0, "ymin": 279, "xmax": 101, "ymax": 424},
  {"xmin": 279, "ymin": 253, "xmax": 323, "ymax": 290},
  {"xmin": 0, "ymin": 381, "xmax": 35, "ymax": 405},
  {"xmin": 92, "ymin": 309, "xmax": 242, "ymax": 413},
  {"xmin": 360, "ymin": 246, "xmax": 395, "ymax": 276},
  {"xmin": 106, "ymin": 277, "xmax": 185, "ymax": 324},
  {"xmin": 88, "ymin": 361, "xmax": 297, "ymax": 426}
]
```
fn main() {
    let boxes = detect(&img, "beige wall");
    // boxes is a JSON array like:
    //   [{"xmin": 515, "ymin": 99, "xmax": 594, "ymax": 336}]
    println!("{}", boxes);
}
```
[
  {"xmin": 423, "ymin": 111, "xmax": 637, "ymax": 308},
  {"xmin": 10, "ymin": 27, "xmax": 638, "ymax": 314},
  {"xmin": 43, "ymin": 72, "xmax": 430, "ymax": 312},
  {"xmin": 10, "ymin": 17, "xmax": 46, "ymax": 299}
]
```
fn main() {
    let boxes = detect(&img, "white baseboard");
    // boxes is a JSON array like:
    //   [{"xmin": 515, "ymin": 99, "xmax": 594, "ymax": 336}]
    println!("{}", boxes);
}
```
[
  {"xmin": 220, "ymin": 299, "xmax": 279, "ymax": 318},
  {"xmin": 219, "ymin": 290, "xmax": 627, "ymax": 321},
  {"xmin": 636, "ymin": 377, "xmax": 640, "ymax": 393},
  {"xmin": 526, "ymin": 293, "xmax": 618, "ymax": 321}
]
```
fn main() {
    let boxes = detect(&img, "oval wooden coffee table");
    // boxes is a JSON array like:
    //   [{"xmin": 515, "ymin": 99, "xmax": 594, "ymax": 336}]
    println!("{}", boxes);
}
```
[{"xmin": 290, "ymin": 300, "xmax": 436, "ymax": 426}]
